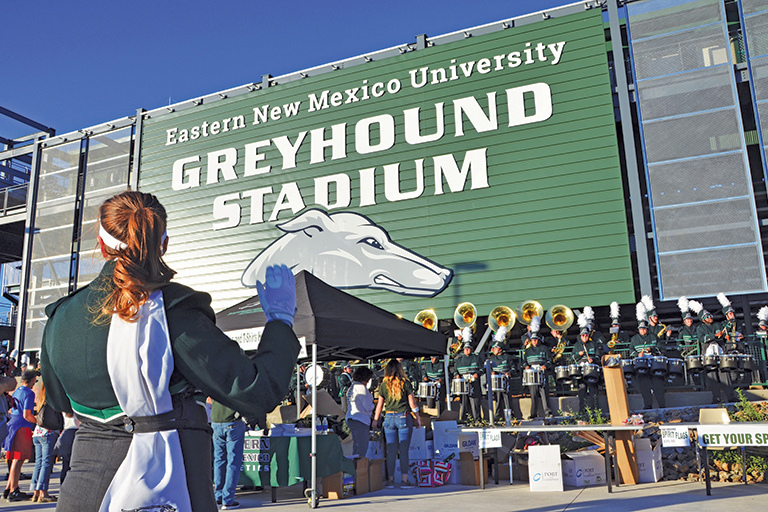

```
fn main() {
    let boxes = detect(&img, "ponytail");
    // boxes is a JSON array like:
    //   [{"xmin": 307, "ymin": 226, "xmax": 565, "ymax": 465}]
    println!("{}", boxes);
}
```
[{"xmin": 96, "ymin": 191, "xmax": 176, "ymax": 322}]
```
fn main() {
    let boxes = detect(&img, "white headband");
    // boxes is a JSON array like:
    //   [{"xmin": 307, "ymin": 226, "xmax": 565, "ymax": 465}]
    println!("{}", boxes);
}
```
[{"xmin": 98, "ymin": 221, "xmax": 168, "ymax": 251}]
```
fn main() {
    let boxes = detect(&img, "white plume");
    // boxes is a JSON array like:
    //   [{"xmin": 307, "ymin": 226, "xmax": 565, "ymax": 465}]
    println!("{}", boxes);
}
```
[
  {"xmin": 641, "ymin": 295, "xmax": 654, "ymax": 312},
  {"xmin": 583, "ymin": 306, "xmax": 595, "ymax": 323},
  {"xmin": 610, "ymin": 301, "xmax": 620, "ymax": 319},
  {"xmin": 530, "ymin": 315, "xmax": 541, "ymax": 334},
  {"xmin": 636, "ymin": 302, "xmax": 647, "ymax": 322},
  {"xmin": 462, "ymin": 326, "xmax": 472, "ymax": 343},
  {"xmin": 758, "ymin": 306, "xmax": 768, "ymax": 322},
  {"xmin": 577, "ymin": 311, "xmax": 588, "ymax": 329},
  {"xmin": 689, "ymin": 300, "xmax": 703, "ymax": 314},
  {"xmin": 717, "ymin": 293, "xmax": 730, "ymax": 308},
  {"xmin": 493, "ymin": 325, "xmax": 508, "ymax": 342},
  {"xmin": 677, "ymin": 296, "xmax": 689, "ymax": 314}
]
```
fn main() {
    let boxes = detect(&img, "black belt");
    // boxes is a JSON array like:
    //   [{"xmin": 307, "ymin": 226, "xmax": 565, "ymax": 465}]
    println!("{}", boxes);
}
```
[{"xmin": 123, "ymin": 394, "xmax": 211, "ymax": 434}]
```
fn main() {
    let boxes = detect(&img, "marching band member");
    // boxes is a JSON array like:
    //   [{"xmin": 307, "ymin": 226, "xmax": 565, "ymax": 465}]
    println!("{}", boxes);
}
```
[
  {"xmin": 757, "ymin": 306, "xmax": 768, "ymax": 341},
  {"xmin": 421, "ymin": 356, "xmax": 446, "ymax": 415},
  {"xmin": 573, "ymin": 326, "xmax": 604, "ymax": 414},
  {"xmin": 690, "ymin": 300, "xmax": 734, "ymax": 404},
  {"xmin": 676, "ymin": 297, "xmax": 697, "ymax": 344},
  {"xmin": 631, "ymin": 301, "xmax": 666, "ymax": 409},
  {"xmin": 717, "ymin": 294, "xmax": 741, "ymax": 352},
  {"xmin": 454, "ymin": 341, "xmax": 484, "ymax": 422},
  {"xmin": 523, "ymin": 318, "xmax": 553, "ymax": 419},
  {"xmin": 642, "ymin": 295, "xmax": 666, "ymax": 340},
  {"xmin": 40, "ymin": 191, "xmax": 300, "ymax": 512},
  {"xmin": 487, "ymin": 341, "xmax": 515, "ymax": 421}
]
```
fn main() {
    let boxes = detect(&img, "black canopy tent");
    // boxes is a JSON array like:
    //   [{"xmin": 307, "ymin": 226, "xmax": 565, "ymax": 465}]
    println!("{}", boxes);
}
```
[
  {"xmin": 216, "ymin": 271, "xmax": 447, "ymax": 508},
  {"xmin": 216, "ymin": 270, "xmax": 447, "ymax": 360}
]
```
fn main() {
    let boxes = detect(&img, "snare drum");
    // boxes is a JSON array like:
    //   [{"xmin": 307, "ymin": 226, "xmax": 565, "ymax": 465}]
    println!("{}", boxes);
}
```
[
  {"xmin": 667, "ymin": 358, "xmax": 684, "ymax": 378},
  {"xmin": 451, "ymin": 377, "xmax": 468, "ymax": 396},
  {"xmin": 581, "ymin": 363, "xmax": 602, "ymax": 384},
  {"xmin": 522, "ymin": 368, "xmax": 544, "ymax": 387},
  {"xmin": 634, "ymin": 357, "xmax": 652, "ymax": 375},
  {"xmin": 719, "ymin": 354, "xmax": 739, "ymax": 372},
  {"xmin": 491, "ymin": 374, "xmax": 508, "ymax": 392},
  {"xmin": 685, "ymin": 355, "xmax": 703, "ymax": 374},
  {"xmin": 703, "ymin": 354, "xmax": 720, "ymax": 370},
  {"xmin": 417, "ymin": 381, "xmax": 437, "ymax": 399},
  {"xmin": 651, "ymin": 356, "xmax": 668, "ymax": 377},
  {"xmin": 555, "ymin": 365, "xmax": 571, "ymax": 384},
  {"xmin": 568, "ymin": 364, "xmax": 583, "ymax": 380}
]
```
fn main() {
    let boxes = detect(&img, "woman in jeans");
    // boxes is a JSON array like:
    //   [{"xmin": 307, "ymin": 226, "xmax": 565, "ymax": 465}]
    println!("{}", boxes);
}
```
[
  {"xmin": 373, "ymin": 359, "xmax": 421, "ymax": 489},
  {"xmin": 31, "ymin": 382, "xmax": 61, "ymax": 503},
  {"xmin": 345, "ymin": 367, "xmax": 375, "ymax": 459}
]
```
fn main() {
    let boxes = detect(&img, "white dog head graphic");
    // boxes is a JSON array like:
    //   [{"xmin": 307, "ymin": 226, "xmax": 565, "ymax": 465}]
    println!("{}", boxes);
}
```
[{"xmin": 241, "ymin": 209, "xmax": 452, "ymax": 297}]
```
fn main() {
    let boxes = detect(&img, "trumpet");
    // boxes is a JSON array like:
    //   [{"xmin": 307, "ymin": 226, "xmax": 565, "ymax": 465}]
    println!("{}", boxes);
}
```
[
  {"xmin": 517, "ymin": 300, "xmax": 544, "ymax": 325},
  {"xmin": 414, "ymin": 309, "xmax": 438, "ymax": 331}
]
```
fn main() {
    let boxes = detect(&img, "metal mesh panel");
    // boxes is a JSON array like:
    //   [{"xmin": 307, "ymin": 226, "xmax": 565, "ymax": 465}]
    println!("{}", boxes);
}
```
[
  {"xmin": 750, "ymin": 56, "xmax": 768, "ymax": 99},
  {"xmin": 628, "ymin": 0, "xmax": 722, "ymax": 40},
  {"xmin": 632, "ymin": 26, "xmax": 727, "ymax": 81},
  {"xmin": 742, "ymin": 0, "xmax": 768, "ymax": 16},
  {"xmin": 648, "ymin": 153, "xmax": 751, "ymax": 207},
  {"xmin": 654, "ymin": 197, "xmax": 760, "ymax": 252},
  {"xmin": 637, "ymin": 66, "xmax": 733, "ymax": 120},
  {"xmin": 658, "ymin": 245, "xmax": 766, "ymax": 297},
  {"xmin": 643, "ymin": 108, "xmax": 743, "ymax": 162},
  {"xmin": 745, "ymin": 13, "xmax": 768, "ymax": 58}
]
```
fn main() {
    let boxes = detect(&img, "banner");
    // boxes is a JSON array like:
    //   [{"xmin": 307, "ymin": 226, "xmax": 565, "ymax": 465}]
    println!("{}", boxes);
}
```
[{"xmin": 697, "ymin": 424, "xmax": 768, "ymax": 447}]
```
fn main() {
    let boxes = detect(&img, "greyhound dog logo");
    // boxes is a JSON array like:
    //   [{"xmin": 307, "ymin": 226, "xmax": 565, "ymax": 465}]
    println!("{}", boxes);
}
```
[{"xmin": 241, "ymin": 208, "xmax": 452, "ymax": 297}]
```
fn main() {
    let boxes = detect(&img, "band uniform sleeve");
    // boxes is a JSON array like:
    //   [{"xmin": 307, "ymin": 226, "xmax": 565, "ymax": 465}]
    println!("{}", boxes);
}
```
[
  {"xmin": 164, "ymin": 287, "xmax": 300, "ymax": 418},
  {"xmin": 40, "ymin": 313, "xmax": 75, "ymax": 414}
]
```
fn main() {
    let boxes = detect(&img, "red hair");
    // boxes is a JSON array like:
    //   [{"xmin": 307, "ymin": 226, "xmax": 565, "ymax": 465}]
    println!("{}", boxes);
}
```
[{"xmin": 97, "ymin": 191, "xmax": 175, "ymax": 322}]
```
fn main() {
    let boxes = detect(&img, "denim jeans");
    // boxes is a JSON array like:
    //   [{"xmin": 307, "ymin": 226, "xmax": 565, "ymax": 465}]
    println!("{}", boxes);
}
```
[
  {"xmin": 31, "ymin": 431, "xmax": 59, "ymax": 491},
  {"xmin": 382, "ymin": 412, "xmax": 412, "ymax": 480},
  {"xmin": 212, "ymin": 421, "xmax": 246, "ymax": 506}
]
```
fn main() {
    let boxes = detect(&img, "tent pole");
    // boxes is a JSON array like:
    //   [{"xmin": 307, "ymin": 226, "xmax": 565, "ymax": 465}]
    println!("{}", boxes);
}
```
[
  {"xmin": 311, "ymin": 344, "xmax": 318, "ymax": 508},
  {"xmin": 444, "ymin": 355, "xmax": 452, "ymax": 411},
  {"xmin": 296, "ymin": 363, "xmax": 301, "ymax": 420}
]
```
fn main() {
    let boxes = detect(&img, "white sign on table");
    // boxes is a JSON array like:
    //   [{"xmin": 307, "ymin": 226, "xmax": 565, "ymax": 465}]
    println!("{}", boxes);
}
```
[
  {"xmin": 697, "ymin": 424, "xmax": 768, "ymax": 447},
  {"xmin": 660, "ymin": 426, "xmax": 691, "ymax": 447},
  {"xmin": 477, "ymin": 428, "xmax": 502, "ymax": 449}
]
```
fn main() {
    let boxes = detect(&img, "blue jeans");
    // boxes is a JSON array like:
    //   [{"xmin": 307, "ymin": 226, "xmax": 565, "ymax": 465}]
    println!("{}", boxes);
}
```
[
  {"xmin": 383, "ymin": 412, "xmax": 412, "ymax": 480},
  {"xmin": 212, "ymin": 421, "xmax": 246, "ymax": 506},
  {"xmin": 31, "ymin": 431, "xmax": 59, "ymax": 491}
]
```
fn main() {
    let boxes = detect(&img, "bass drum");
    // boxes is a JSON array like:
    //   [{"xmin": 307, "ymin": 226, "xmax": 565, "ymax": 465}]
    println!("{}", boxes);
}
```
[{"xmin": 304, "ymin": 364, "xmax": 330, "ymax": 388}]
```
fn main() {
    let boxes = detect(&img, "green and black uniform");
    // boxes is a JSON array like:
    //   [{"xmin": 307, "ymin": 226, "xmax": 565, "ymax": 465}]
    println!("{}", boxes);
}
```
[
  {"xmin": 487, "ymin": 352, "xmax": 516, "ymax": 417},
  {"xmin": 630, "ymin": 331, "xmax": 665, "ymax": 409},
  {"xmin": 697, "ymin": 321, "xmax": 734, "ymax": 403},
  {"xmin": 40, "ymin": 260, "xmax": 299, "ymax": 512},
  {"xmin": 421, "ymin": 358, "xmax": 446, "ymax": 413},
  {"xmin": 522, "ymin": 343, "xmax": 552, "ymax": 418},
  {"xmin": 453, "ymin": 352, "xmax": 483, "ymax": 422},
  {"xmin": 572, "ymin": 339, "xmax": 603, "ymax": 413}
]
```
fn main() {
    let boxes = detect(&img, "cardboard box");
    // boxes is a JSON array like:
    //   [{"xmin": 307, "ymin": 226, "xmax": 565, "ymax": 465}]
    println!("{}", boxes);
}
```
[
  {"xmin": 635, "ymin": 438, "xmax": 663, "ymax": 483},
  {"xmin": 562, "ymin": 451, "xmax": 606, "ymax": 487},
  {"xmin": 433, "ymin": 420, "xmax": 460, "ymax": 459},
  {"xmin": 266, "ymin": 404, "xmax": 299, "ymax": 427},
  {"xmin": 528, "ymin": 445, "xmax": 563, "ymax": 492},
  {"xmin": 355, "ymin": 458, "xmax": 369, "ymax": 495},
  {"xmin": 496, "ymin": 462, "xmax": 511, "ymax": 482},
  {"xmin": 409, "ymin": 427, "xmax": 428, "ymax": 460},
  {"xmin": 322, "ymin": 471, "xmax": 344, "ymax": 499},
  {"xmin": 459, "ymin": 451, "xmax": 489, "ymax": 486},
  {"xmin": 299, "ymin": 390, "xmax": 345, "ymax": 418},
  {"xmin": 369, "ymin": 459, "xmax": 384, "ymax": 491}
]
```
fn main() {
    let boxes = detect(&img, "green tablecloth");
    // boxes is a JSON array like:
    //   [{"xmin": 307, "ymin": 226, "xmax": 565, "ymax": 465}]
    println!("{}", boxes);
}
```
[{"xmin": 240, "ymin": 434, "xmax": 355, "ymax": 487}]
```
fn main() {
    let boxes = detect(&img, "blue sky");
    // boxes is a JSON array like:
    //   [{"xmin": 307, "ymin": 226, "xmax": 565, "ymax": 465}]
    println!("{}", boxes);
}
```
[{"xmin": 1, "ymin": 1, "xmax": 572, "ymax": 139}]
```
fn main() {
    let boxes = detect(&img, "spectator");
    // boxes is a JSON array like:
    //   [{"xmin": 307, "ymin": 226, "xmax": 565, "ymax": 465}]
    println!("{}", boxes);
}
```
[
  {"xmin": 211, "ymin": 400, "xmax": 246, "ymax": 510},
  {"xmin": 30, "ymin": 381, "xmax": 61, "ymax": 503},
  {"xmin": 53, "ymin": 413, "xmax": 79, "ymax": 484},
  {"xmin": 338, "ymin": 364, "xmax": 353, "ymax": 413},
  {"xmin": 3, "ymin": 369, "xmax": 36, "ymax": 501},
  {"xmin": 373, "ymin": 359, "xmax": 421, "ymax": 489},
  {"xmin": 345, "ymin": 367, "xmax": 374, "ymax": 458}
]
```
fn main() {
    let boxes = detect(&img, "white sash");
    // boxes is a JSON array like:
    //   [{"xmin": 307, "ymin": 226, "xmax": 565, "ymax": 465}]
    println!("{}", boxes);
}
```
[{"xmin": 101, "ymin": 290, "xmax": 192, "ymax": 512}]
